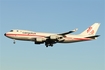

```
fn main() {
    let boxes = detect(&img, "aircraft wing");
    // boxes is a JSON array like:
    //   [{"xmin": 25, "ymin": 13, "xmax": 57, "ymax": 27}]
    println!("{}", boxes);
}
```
[
  {"xmin": 32, "ymin": 28, "xmax": 78, "ymax": 47},
  {"xmin": 58, "ymin": 28, "xmax": 78, "ymax": 36}
]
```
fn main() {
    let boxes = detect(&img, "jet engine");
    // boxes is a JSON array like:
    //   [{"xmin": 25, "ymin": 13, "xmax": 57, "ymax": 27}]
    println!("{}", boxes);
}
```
[
  {"xmin": 57, "ymin": 38, "xmax": 64, "ymax": 42},
  {"xmin": 50, "ymin": 35, "xmax": 58, "ymax": 40},
  {"xmin": 49, "ymin": 35, "xmax": 64, "ymax": 42},
  {"xmin": 57, "ymin": 36, "xmax": 65, "ymax": 42},
  {"xmin": 34, "ymin": 38, "xmax": 46, "ymax": 44}
]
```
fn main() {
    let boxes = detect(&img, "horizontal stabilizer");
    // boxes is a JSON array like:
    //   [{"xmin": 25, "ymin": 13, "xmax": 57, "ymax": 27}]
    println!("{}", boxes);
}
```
[{"xmin": 85, "ymin": 35, "xmax": 100, "ymax": 39}]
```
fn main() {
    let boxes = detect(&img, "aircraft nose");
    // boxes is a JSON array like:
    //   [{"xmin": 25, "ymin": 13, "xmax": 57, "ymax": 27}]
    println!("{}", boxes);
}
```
[{"xmin": 4, "ymin": 33, "xmax": 6, "ymax": 36}]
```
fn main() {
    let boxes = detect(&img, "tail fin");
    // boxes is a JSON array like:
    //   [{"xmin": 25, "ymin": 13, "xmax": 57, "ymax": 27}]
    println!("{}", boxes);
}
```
[{"xmin": 80, "ymin": 23, "xmax": 100, "ymax": 35}]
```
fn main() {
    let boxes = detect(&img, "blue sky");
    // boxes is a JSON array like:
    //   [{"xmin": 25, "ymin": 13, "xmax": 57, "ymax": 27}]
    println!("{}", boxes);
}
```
[{"xmin": 0, "ymin": 0, "xmax": 104, "ymax": 70}]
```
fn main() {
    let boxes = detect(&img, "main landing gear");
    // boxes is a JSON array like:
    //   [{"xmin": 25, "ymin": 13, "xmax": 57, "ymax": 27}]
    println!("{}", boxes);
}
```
[
  {"xmin": 45, "ymin": 39, "xmax": 55, "ymax": 47},
  {"xmin": 45, "ymin": 43, "xmax": 53, "ymax": 47}
]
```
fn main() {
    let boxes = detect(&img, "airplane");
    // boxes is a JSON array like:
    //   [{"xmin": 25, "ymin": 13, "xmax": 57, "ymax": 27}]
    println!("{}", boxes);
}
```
[{"xmin": 4, "ymin": 23, "xmax": 100, "ymax": 47}]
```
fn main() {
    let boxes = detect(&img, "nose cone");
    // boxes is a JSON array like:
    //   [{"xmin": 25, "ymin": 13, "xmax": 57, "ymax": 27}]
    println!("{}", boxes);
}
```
[{"xmin": 4, "ymin": 33, "xmax": 6, "ymax": 36}]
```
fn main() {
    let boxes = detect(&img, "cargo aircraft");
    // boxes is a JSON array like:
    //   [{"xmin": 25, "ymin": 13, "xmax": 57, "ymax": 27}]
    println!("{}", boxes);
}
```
[{"xmin": 4, "ymin": 23, "xmax": 100, "ymax": 47}]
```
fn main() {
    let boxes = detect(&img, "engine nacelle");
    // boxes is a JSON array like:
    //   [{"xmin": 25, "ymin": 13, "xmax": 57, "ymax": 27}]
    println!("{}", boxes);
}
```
[
  {"xmin": 50, "ymin": 35, "xmax": 64, "ymax": 42},
  {"xmin": 35, "ymin": 38, "xmax": 46, "ymax": 44},
  {"xmin": 57, "ymin": 38, "xmax": 65, "ymax": 42},
  {"xmin": 50, "ymin": 35, "xmax": 58, "ymax": 40},
  {"xmin": 56, "ymin": 36, "xmax": 64, "ymax": 42}
]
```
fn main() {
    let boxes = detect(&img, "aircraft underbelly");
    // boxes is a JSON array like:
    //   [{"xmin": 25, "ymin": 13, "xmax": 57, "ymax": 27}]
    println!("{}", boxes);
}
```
[
  {"xmin": 64, "ymin": 40, "xmax": 77, "ymax": 43},
  {"xmin": 60, "ymin": 38, "xmax": 86, "ymax": 43}
]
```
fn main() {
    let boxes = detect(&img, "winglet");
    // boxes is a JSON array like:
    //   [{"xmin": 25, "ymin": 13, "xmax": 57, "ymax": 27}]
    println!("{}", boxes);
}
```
[{"xmin": 72, "ymin": 28, "xmax": 78, "ymax": 32}]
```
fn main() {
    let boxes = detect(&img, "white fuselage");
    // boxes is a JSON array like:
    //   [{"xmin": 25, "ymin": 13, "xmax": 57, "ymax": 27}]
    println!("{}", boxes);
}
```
[
  {"xmin": 4, "ymin": 23, "xmax": 100, "ymax": 47},
  {"xmin": 5, "ymin": 29, "xmax": 92, "ymax": 43}
]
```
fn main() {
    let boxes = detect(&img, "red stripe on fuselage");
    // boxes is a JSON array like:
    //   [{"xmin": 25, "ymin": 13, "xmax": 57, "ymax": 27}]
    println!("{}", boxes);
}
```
[
  {"xmin": 6, "ymin": 34, "xmax": 45, "ymax": 37},
  {"xmin": 6, "ymin": 34, "xmax": 91, "ymax": 41},
  {"xmin": 73, "ymin": 38, "xmax": 91, "ymax": 40}
]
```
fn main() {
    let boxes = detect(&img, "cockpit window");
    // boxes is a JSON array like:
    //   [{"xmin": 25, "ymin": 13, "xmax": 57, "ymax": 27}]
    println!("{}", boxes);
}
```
[{"xmin": 10, "ymin": 30, "xmax": 13, "ymax": 32}]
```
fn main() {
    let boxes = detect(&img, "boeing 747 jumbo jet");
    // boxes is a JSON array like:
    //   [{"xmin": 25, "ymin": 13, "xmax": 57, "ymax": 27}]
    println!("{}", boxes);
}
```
[{"xmin": 4, "ymin": 23, "xmax": 100, "ymax": 47}]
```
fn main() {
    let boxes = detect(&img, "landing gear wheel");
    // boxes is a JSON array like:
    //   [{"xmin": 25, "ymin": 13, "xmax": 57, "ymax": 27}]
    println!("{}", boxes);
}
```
[
  {"xmin": 50, "ymin": 44, "xmax": 53, "ymax": 47},
  {"xmin": 45, "ymin": 44, "xmax": 48, "ymax": 47},
  {"xmin": 13, "ymin": 39, "xmax": 16, "ymax": 44},
  {"xmin": 45, "ymin": 43, "xmax": 48, "ymax": 47},
  {"xmin": 13, "ymin": 41, "xmax": 15, "ymax": 44}
]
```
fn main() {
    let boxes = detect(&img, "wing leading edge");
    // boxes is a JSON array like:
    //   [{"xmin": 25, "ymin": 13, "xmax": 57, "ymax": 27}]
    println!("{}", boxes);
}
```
[{"xmin": 58, "ymin": 28, "xmax": 78, "ymax": 36}]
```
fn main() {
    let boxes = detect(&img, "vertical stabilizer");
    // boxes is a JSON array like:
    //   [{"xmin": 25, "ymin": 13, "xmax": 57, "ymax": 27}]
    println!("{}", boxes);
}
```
[{"xmin": 80, "ymin": 23, "xmax": 100, "ymax": 35}]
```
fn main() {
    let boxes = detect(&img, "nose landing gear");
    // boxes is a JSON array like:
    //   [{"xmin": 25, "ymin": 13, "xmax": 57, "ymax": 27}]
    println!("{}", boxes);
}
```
[{"xmin": 13, "ymin": 39, "xmax": 16, "ymax": 44}]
